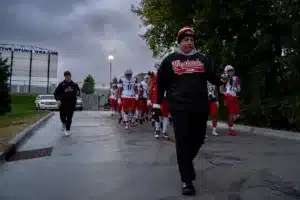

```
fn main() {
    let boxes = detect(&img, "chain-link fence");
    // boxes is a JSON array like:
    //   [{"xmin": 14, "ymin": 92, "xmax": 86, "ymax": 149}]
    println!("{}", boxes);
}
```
[
  {"xmin": 10, "ymin": 80, "xmax": 57, "ymax": 94},
  {"xmin": 81, "ymin": 91, "xmax": 110, "ymax": 111},
  {"xmin": 76, "ymin": 82, "xmax": 110, "ymax": 90}
]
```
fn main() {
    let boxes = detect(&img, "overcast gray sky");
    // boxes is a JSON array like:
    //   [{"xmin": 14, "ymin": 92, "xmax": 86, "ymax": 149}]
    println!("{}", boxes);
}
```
[{"xmin": 0, "ymin": 0, "xmax": 155, "ymax": 84}]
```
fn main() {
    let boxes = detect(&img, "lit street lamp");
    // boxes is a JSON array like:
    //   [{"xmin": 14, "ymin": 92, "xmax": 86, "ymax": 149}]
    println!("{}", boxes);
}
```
[{"xmin": 108, "ymin": 55, "xmax": 114, "ymax": 87}]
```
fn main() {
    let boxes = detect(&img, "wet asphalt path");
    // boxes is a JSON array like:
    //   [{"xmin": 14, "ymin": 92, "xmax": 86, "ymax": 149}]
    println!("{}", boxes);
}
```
[{"xmin": 0, "ymin": 111, "xmax": 300, "ymax": 200}]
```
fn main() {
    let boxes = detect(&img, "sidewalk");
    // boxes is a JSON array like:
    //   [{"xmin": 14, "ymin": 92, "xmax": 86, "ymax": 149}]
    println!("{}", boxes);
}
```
[
  {"xmin": 0, "ymin": 112, "xmax": 54, "ymax": 161},
  {"xmin": 1, "ymin": 111, "xmax": 300, "ymax": 200},
  {"xmin": 208, "ymin": 120, "xmax": 300, "ymax": 141}
]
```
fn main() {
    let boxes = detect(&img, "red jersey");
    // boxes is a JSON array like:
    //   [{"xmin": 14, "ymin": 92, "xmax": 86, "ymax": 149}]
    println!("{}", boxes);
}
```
[
  {"xmin": 150, "ymin": 74, "xmax": 158, "ymax": 102},
  {"xmin": 137, "ymin": 84, "xmax": 144, "ymax": 98}
]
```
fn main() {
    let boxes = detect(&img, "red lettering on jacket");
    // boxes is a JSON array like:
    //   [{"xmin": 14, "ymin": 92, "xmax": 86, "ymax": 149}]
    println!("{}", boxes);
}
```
[
  {"xmin": 171, "ymin": 60, "xmax": 205, "ymax": 75},
  {"xmin": 64, "ymin": 86, "xmax": 74, "ymax": 92}
]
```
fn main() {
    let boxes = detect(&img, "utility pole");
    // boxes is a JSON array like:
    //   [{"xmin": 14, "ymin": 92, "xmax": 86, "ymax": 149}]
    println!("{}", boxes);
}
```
[
  {"xmin": 28, "ymin": 51, "xmax": 33, "ymax": 93},
  {"xmin": 9, "ymin": 50, "xmax": 14, "ymax": 91}
]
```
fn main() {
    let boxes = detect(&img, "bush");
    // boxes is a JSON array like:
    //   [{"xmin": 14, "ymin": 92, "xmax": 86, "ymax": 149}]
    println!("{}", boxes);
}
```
[
  {"xmin": 0, "ymin": 87, "xmax": 11, "ymax": 115},
  {"xmin": 0, "ymin": 54, "xmax": 11, "ymax": 115},
  {"xmin": 217, "ymin": 96, "xmax": 300, "ymax": 132}
]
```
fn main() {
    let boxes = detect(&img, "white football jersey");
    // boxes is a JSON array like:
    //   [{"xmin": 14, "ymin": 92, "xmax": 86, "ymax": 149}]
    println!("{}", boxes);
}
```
[
  {"xmin": 109, "ymin": 88, "xmax": 117, "ymax": 99},
  {"xmin": 207, "ymin": 81, "xmax": 216, "ymax": 98},
  {"xmin": 141, "ymin": 80, "xmax": 148, "ymax": 98},
  {"xmin": 225, "ymin": 76, "xmax": 240, "ymax": 96},
  {"xmin": 119, "ymin": 76, "xmax": 137, "ymax": 98}
]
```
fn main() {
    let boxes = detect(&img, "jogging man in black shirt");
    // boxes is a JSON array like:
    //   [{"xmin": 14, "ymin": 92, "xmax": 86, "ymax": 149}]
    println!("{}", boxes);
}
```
[
  {"xmin": 54, "ymin": 71, "xmax": 80, "ymax": 136},
  {"xmin": 152, "ymin": 26, "xmax": 224, "ymax": 196}
]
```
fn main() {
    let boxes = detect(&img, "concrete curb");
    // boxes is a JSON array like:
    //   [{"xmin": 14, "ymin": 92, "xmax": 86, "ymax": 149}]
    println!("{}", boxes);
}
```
[
  {"xmin": 0, "ymin": 112, "xmax": 54, "ymax": 161},
  {"xmin": 207, "ymin": 121, "xmax": 300, "ymax": 141}
]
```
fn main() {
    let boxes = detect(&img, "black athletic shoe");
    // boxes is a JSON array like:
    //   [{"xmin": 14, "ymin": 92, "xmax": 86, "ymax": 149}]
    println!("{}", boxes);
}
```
[
  {"xmin": 151, "ymin": 120, "xmax": 155, "ymax": 127},
  {"xmin": 118, "ymin": 117, "xmax": 122, "ymax": 124},
  {"xmin": 182, "ymin": 182, "xmax": 196, "ymax": 196}
]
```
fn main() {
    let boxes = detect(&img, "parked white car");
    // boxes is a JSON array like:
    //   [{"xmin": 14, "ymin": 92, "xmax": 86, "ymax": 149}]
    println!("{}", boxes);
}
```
[
  {"xmin": 35, "ymin": 95, "xmax": 58, "ymax": 110},
  {"xmin": 35, "ymin": 94, "xmax": 83, "ymax": 111},
  {"xmin": 76, "ymin": 97, "xmax": 83, "ymax": 111}
]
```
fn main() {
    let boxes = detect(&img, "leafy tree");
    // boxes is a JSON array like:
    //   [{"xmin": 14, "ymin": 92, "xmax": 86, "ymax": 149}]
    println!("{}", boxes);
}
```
[
  {"xmin": 132, "ymin": 0, "xmax": 300, "ymax": 131},
  {"xmin": 0, "ymin": 54, "xmax": 11, "ymax": 115},
  {"xmin": 131, "ymin": 0, "xmax": 195, "ymax": 58},
  {"xmin": 81, "ymin": 74, "xmax": 95, "ymax": 94}
]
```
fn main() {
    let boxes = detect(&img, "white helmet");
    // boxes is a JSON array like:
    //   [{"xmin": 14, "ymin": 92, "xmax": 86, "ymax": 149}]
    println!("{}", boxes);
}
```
[
  {"xmin": 124, "ymin": 68, "xmax": 133, "ymax": 80},
  {"xmin": 224, "ymin": 65, "xmax": 234, "ymax": 73},
  {"xmin": 224, "ymin": 65, "xmax": 234, "ymax": 76},
  {"xmin": 124, "ymin": 68, "xmax": 133, "ymax": 75}
]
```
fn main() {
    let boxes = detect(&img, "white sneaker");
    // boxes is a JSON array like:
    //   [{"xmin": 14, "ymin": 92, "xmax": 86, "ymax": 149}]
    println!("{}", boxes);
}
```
[
  {"xmin": 61, "ymin": 123, "xmax": 65, "ymax": 131},
  {"xmin": 125, "ymin": 124, "xmax": 129, "ymax": 130},
  {"xmin": 212, "ymin": 128, "xmax": 218, "ymax": 136},
  {"xmin": 154, "ymin": 131, "xmax": 160, "ymax": 139},
  {"xmin": 64, "ymin": 130, "xmax": 70, "ymax": 136}
]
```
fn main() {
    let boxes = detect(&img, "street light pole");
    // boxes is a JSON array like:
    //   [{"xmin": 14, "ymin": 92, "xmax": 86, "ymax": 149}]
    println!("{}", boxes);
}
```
[
  {"xmin": 108, "ymin": 55, "xmax": 114, "ymax": 87},
  {"xmin": 109, "ymin": 60, "xmax": 112, "ymax": 86}
]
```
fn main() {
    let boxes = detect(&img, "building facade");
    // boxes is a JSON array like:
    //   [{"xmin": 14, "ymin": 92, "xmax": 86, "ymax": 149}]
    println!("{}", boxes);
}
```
[{"xmin": 0, "ymin": 44, "xmax": 58, "ymax": 94}]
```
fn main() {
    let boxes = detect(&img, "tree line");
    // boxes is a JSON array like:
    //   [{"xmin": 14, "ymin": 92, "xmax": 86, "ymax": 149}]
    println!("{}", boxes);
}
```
[
  {"xmin": 131, "ymin": 0, "xmax": 300, "ymax": 131},
  {"xmin": 0, "ymin": 54, "xmax": 11, "ymax": 115}
]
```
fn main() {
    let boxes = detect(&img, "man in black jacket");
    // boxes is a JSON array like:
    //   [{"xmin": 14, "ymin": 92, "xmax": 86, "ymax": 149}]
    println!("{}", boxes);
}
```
[
  {"xmin": 54, "ymin": 71, "xmax": 80, "ymax": 136},
  {"xmin": 152, "ymin": 26, "xmax": 224, "ymax": 196}
]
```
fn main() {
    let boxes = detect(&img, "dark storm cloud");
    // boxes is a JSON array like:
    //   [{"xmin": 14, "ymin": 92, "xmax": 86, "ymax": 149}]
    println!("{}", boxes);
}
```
[
  {"xmin": 0, "ymin": 1, "xmax": 82, "ymax": 47},
  {"xmin": 1, "ymin": 0, "xmax": 83, "ymax": 15},
  {"xmin": 0, "ymin": 0, "xmax": 154, "ymax": 85},
  {"xmin": 84, "ymin": 11, "xmax": 133, "ymax": 36}
]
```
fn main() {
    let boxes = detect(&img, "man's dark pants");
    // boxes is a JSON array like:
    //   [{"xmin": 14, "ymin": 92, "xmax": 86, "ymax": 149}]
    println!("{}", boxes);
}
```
[
  {"xmin": 59, "ymin": 102, "xmax": 75, "ymax": 131},
  {"xmin": 170, "ymin": 109, "xmax": 208, "ymax": 183}
]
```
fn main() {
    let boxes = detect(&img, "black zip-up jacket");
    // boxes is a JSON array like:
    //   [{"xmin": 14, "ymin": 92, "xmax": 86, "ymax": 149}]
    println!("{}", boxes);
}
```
[
  {"xmin": 156, "ymin": 50, "xmax": 222, "ymax": 112},
  {"xmin": 54, "ymin": 80, "xmax": 80, "ymax": 105}
]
